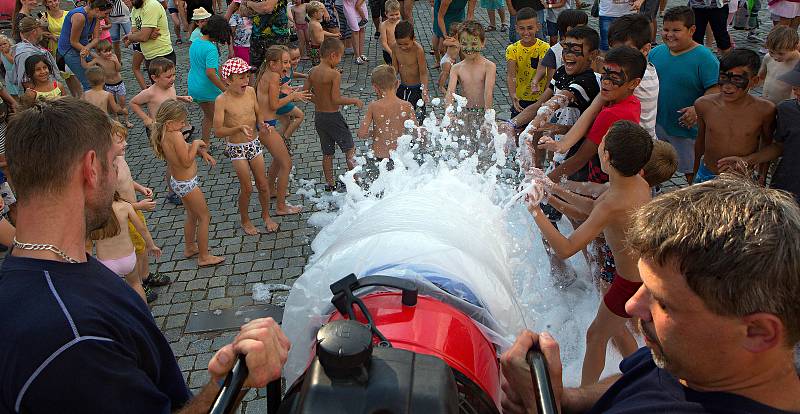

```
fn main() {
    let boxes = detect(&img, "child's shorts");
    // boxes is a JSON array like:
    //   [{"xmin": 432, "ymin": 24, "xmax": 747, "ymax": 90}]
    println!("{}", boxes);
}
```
[
  {"xmin": 276, "ymin": 101, "xmax": 296, "ymax": 116},
  {"xmin": 396, "ymin": 83, "xmax": 426, "ymax": 123},
  {"xmin": 603, "ymin": 273, "xmax": 643, "ymax": 318},
  {"xmin": 233, "ymin": 45, "xmax": 251, "ymax": 65},
  {"xmin": 104, "ymin": 80, "xmax": 127, "ymax": 97},
  {"xmin": 128, "ymin": 209, "xmax": 147, "ymax": 254},
  {"xmin": 314, "ymin": 111, "xmax": 354, "ymax": 156}
]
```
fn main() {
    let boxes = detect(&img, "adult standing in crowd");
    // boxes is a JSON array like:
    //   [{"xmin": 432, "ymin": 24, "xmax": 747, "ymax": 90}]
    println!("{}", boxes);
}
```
[
  {"xmin": 41, "ymin": 0, "xmax": 84, "ymax": 97},
  {"xmin": 57, "ymin": 0, "xmax": 113, "ymax": 91},
  {"xmin": 12, "ymin": 17, "xmax": 65, "ymax": 94},
  {"xmin": 109, "ymin": 0, "xmax": 133, "ymax": 61},
  {"xmin": 125, "ymin": 0, "xmax": 175, "ymax": 73},
  {"xmin": 11, "ymin": 0, "xmax": 38, "ymax": 42},
  {"xmin": 0, "ymin": 97, "xmax": 291, "ymax": 413},
  {"xmin": 689, "ymin": 0, "xmax": 731, "ymax": 53},
  {"xmin": 188, "ymin": 15, "xmax": 230, "ymax": 145},
  {"xmin": 239, "ymin": 0, "xmax": 292, "ymax": 69},
  {"xmin": 501, "ymin": 178, "xmax": 800, "ymax": 413}
]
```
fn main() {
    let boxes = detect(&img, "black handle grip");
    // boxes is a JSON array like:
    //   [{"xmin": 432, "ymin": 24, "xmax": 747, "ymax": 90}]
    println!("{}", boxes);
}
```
[
  {"xmin": 526, "ymin": 348, "xmax": 558, "ymax": 414},
  {"xmin": 209, "ymin": 355, "xmax": 248, "ymax": 414}
]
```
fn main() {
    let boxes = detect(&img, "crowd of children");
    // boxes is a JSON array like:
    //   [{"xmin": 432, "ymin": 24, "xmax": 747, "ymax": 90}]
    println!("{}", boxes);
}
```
[{"xmin": 2, "ymin": 0, "xmax": 800, "ymax": 391}]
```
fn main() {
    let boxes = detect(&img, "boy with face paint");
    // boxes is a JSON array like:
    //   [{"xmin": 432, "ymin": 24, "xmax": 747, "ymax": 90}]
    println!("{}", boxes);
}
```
[
  {"xmin": 693, "ymin": 49, "xmax": 775, "ymax": 184},
  {"xmin": 445, "ymin": 20, "xmax": 497, "ymax": 111}
]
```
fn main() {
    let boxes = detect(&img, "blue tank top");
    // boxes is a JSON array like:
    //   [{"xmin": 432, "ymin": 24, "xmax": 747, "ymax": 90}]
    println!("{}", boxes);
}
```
[{"xmin": 57, "ymin": 7, "xmax": 97, "ymax": 54}]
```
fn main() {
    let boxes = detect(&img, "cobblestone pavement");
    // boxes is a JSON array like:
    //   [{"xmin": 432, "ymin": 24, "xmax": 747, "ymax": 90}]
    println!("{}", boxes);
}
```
[{"xmin": 2, "ymin": 0, "xmax": 782, "ymax": 410}]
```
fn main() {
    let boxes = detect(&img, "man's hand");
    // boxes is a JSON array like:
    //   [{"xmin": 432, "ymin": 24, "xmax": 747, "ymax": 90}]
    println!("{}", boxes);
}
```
[
  {"xmin": 208, "ymin": 318, "xmax": 291, "ymax": 387},
  {"xmin": 150, "ymin": 28, "xmax": 161, "ymax": 40},
  {"xmin": 678, "ymin": 106, "xmax": 697, "ymax": 129},
  {"xmin": 500, "ymin": 330, "xmax": 564, "ymax": 414}
]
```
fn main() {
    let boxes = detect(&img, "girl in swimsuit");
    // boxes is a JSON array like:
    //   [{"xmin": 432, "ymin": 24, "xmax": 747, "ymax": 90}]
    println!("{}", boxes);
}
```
[
  {"xmin": 256, "ymin": 45, "xmax": 311, "ymax": 216},
  {"xmin": 22, "ymin": 55, "xmax": 65, "ymax": 104},
  {"xmin": 90, "ymin": 191, "xmax": 161, "ymax": 303}
]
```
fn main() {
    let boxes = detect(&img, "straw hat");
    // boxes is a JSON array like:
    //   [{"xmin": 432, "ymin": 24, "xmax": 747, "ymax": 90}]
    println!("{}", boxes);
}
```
[{"xmin": 191, "ymin": 7, "xmax": 212, "ymax": 20}]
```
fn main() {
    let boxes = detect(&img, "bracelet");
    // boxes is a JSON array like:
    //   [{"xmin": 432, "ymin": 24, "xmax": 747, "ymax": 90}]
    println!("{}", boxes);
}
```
[{"xmin": 505, "ymin": 118, "xmax": 519, "ymax": 130}]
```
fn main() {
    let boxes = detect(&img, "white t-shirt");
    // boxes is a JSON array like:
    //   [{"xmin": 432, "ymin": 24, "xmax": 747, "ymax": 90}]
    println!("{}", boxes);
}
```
[
  {"xmin": 599, "ymin": 0, "xmax": 632, "ymax": 17},
  {"xmin": 761, "ymin": 53, "xmax": 799, "ymax": 105},
  {"xmin": 636, "ymin": 62, "xmax": 659, "ymax": 139}
]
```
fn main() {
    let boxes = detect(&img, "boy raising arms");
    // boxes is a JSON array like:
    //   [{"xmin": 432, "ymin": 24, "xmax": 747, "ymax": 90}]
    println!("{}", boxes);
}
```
[
  {"xmin": 506, "ymin": 7, "xmax": 550, "ymax": 117},
  {"xmin": 693, "ymin": 49, "xmax": 775, "ymax": 184},
  {"xmin": 391, "ymin": 21, "xmax": 430, "ymax": 123},
  {"xmin": 305, "ymin": 38, "xmax": 364, "ymax": 192},
  {"xmin": 213, "ymin": 57, "xmax": 281, "ymax": 235},
  {"xmin": 527, "ymin": 120, "xmax": 653, "ymax": 386},
  {"xmin": 357, "ymin": 65, "xmax": 417, "ymax": 161},
  {"xmin": 379, "ymin": 0, "xmax": 402, "ymax": 64},
  {"xmin": 446, "ymin": 20, "xmax": 496, "ymax": 111}
]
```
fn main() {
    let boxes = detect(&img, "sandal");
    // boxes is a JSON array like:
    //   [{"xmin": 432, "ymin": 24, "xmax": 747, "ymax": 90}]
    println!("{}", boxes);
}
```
[
  {"xmin": 355, "ymin": 56, "xmax": 365, "ymax": 65},
  {"xmin": 360, "ymin": 54, "xmax": 369, "ymax": 62},
  {"xmin": 486, "ymin": 25, "xmax": 496, "ymax": 32},
  {"xmin": 500, "ymin": 24, "xmax": 508, "ymax": 32}
]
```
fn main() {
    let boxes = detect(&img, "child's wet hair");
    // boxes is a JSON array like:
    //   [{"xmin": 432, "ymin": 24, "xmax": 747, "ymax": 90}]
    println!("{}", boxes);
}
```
[
  {"xmin": 320, "ymin": 37, "xmax": 344, "ymax": 57},
  {"xmin": 371, "ymin": 65, "xmax": 397, "ymax": 90},
  {"xmin": 719, "ymin": 48, "xmax": 761, "ymax": 75},
  {"xmin": 88, "ymin": 192, "xmax": 122, "ymax": 241},
  {"xmin": 643, "ymin": 140, "xmax": 678, "ymax": 186},
  {"xmin": 148, "ymin": 57, "xmax": 175, "ymax": 79},
  {"xmin": 564, "ymin": 26, "xmax": 599, "ymax": 52},
  {"xmin": 605, "ymin": 45, "xmax": 647, "ymax": 80},
  {"xmin": 306, "ymin": 1, "xmax": 325, "ymax": 17},
  {"xmin": 385, "ymin": 0, "xmax": 400, "ymax": 13},
  {"xmin": 110, "ymin": 120, "xmax": 128, "ymax": 140},
  {"xmin": 515, "ymin": 7, "xmax": 538, "ymax": 22},
  {"xmin": 23, "ymin": 54, "xmax": 52, "ymax": 81},
  {"xmin": 766, "ymin": 25, "xmax": 799, "ymax": 52},
  {"xmin": 96, "ymin": 39, "xmax": 113, "ymax": 52},
  {"xmin": 604, "ymin": 120, "xmax": 653, "ymax": 177},
  {"xmin": 86, "ymin": 66, "xmax": 106, "ymax": 87},
  {"xmin": 608, "ymin": 14, "xmax": 651, "ymax": 49},
  {"xmin": 200, "ymin": 15, "xmax": 232, "ymax": 44},
  {"xmin": 149, "ymin": 99, "xmax": 188, "ymax": 160},
  {"xmin": 458, "ymin": 20, "xmax": 485, "ymax": 42},
  {"xmin": 663, "ymin": 6, "xmax": 694, "ymax": 29},
  {"xmin": 556, "ymin": 9, "xmax": 588, "ymax": 38},
  {"xmin": 394, "ymin": 20, "xmax": 414, "ymax": 40}
]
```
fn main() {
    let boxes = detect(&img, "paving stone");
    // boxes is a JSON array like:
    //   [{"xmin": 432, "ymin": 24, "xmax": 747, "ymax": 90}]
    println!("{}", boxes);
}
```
[{"xmin": 210, "ymin": 297, "xmax": 234, "ymax": 310}]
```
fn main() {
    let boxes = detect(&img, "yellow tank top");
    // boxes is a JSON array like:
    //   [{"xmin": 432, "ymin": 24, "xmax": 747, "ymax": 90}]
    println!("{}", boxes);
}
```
[
  {"xmin": 36, "ymin": 82, "xmax": 62, "ymax": 100},
  {"xmin": 46, "ymin": 11, "xmax": 67, "ymax": 54}
]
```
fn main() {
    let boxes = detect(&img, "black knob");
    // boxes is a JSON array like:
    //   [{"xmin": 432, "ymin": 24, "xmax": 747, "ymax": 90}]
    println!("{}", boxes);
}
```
[{"xmin": 316, "ymin": 320, "xmax": 373, "ymax": 378}]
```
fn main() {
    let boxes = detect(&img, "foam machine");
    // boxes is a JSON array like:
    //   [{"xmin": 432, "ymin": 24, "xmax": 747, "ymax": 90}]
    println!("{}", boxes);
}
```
[{"xmin": 209, "ymin": 274, "xmax": 557, "ymax": 414}]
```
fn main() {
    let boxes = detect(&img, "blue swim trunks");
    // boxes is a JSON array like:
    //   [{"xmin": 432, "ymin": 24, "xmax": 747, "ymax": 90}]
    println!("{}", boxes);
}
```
[{"xmin": 693, "ymin": 161, "xmax": 717, "ymax": 184}]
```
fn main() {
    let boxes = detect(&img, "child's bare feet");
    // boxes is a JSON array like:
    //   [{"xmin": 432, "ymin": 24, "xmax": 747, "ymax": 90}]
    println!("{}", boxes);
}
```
[
  {"xmin": 184, "ymin": 243, "xmax": 200, "ymax": 258},
  {"xmin": 264, "ymin": 218, "xmax": 280, "ymax": 233},
  {"xmin": 276, "ymin": 204, "xmax": 302, "ymax": 215},
  {"xmin": 242, "ymin": 221, "xmax": 259, "ymax": 235},
  {"xmin": 125, "ymin": 121, "xmax": 134, "ymax": 128},
  {"xmin": 198, "ymin": 254, "xmax": 225, "ymax": 267},
  {"xmin": 270, "ymin": 188, "xmax": 290, "ymax": 198}
]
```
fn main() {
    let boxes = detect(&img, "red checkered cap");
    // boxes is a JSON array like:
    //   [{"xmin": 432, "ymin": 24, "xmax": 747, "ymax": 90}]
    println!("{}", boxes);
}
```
[{"xmin": 220, "ymin": 57, "xmax": 251, "ymax": 79}]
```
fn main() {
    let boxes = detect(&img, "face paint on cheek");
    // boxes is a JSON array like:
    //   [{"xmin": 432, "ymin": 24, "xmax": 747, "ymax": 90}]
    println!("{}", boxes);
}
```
[
  {"xmin": 601, "ymin": 67, "xmax": 627, "ymax": 86},
  {"xmin": 460, "ymin": 34, "xmax": 483, "ymax": 54},
  {"xmin": 718, "ymin": 71, "xmax": 750, "ymax": 89}
]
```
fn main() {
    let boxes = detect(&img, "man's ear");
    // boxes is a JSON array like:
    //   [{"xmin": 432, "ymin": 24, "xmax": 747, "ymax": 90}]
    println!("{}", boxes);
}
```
[
  {"xmin": 740, "ymin": 312, "xmax": 786, "ymax": 353},
  {"xmin": 81, "ymin": 150, "xmax": 101, "ymax": 191}
]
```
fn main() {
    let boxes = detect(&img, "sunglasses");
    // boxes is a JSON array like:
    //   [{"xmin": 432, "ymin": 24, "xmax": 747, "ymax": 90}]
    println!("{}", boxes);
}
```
[
  {"xmin": 560, "ymin": 41, "xmax": 584, "ymax": 57},
  {"xmin": 718, "ymin": 71, "xmax": 751, "ymax": 89},
  {"xmin": 601, "ymin": 66, "xmax": 627, "ymax": 86}
]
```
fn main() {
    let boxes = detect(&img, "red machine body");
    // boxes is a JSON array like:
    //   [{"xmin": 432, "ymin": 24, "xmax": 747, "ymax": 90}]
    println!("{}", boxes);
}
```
[{"xmin": 328, "ymin": 291, "xmax": 501, "ymax": 410}]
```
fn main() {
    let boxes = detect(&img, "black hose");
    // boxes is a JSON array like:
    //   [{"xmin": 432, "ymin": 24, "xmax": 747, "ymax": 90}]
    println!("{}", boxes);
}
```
[
  {"xmin": 526, "ymin": 348, "xmax": 558, "ymax": 414},
  {"xmin": 209, "ymin": 355, "xmax": 248, "ymax": 414}
]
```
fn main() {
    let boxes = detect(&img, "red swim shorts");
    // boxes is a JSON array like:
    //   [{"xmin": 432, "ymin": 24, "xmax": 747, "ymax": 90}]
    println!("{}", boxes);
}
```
[{"xmin": 603, "ymin": 274, "xmax": 643, "ymax": 318}]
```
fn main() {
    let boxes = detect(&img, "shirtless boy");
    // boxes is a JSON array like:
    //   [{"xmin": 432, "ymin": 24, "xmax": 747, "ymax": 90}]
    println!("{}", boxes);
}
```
[
  {"xmin": 526, "ymin": 120, "xmax": 653, "ymax": 385},
  {"xmin": 357, "ymin": 65, "xmax": 416, "ymax": 162},
  {"xmin": 391, "ymin": 20, "xmax": 430, "ymax": 123},
  {"xmin": 305, "ymin": 38, "xmax": 364, "ymax": 192},
  {"xmin": 379, "ymin": 0, "xmax": 402, "ymax": 64},
  {"xmin": 214, "ymin": 57, "xmax": 281, "ymax": 235},
  {"xmin": 307, "ymin": 1, "xmax": 340, "ymax": 65},
  {"xmin": 694, "ymin": 49, "xmax": 775, "ymax": 183},
  {"xmin": 129, "ymin": 58, "xmax": 193, "ymax": 206},
  {"xmin": 82, "ymin": 67, "xmax": 127, "ymax": 118},
  {"xmin": 82, "ymin": 40, "xmax": 132, "ymax": 127}
]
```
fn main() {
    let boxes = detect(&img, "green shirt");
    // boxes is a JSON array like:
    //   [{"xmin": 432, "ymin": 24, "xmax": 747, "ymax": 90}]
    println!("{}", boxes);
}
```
[
  {"xmin": 131, "ymin": 0, "xmax": 173, "ymax": 60},
  {"xmin": 250, "ymin": 0, "xmax": 290, "ymax": 40}
]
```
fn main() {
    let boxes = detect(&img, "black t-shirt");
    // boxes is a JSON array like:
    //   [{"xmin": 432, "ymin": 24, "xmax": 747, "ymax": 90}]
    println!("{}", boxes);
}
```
[
  {"xmin": 588, "ymin": 348, "xmax": 800, "ymax": 414},
  {"xmin": 511, "ymin": 0, "xmax": 544, "ymax": 12},
  {"xmin": 0, "ymin": 255, "xmax": 192, "ymax": 413},
  {"xmin": 548, "ymin": 66, "xmax": 600, "ymax": 113},
  {"xmin": 771, "ymin": 98, "xmax": 800, "ymax": 204}
]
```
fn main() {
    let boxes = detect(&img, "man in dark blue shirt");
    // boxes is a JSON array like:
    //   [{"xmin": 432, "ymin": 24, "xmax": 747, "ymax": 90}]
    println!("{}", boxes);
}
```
[
  {"xmin": 0, "ymin": 98, "xmax": 290, "ymax": 413},
  {"xmin": 500, "ymin": 177, "xmax": 800, "ymax": 413}
]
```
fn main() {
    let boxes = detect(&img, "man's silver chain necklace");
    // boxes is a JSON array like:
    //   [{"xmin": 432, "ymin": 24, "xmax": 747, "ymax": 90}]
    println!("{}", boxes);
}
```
[{"xmin": 12, "ymin": 238, "xmax": 80, "ymax": 264}]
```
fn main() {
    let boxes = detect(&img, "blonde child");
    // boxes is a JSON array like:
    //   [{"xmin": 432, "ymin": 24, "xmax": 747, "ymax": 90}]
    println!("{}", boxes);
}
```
[
  {"xmin": 307, "ymin": 1, "xmax": 341, "ymax": 66},
  {"xmin": 276, "ymin": 45, "xmax": 308, "ymax": 145},
  {"xmin": 0, "ymin": 35, "xmax": 20, "ymax": 98},
  {"xmin": 758, "ymin": 26, "xmax": 800, "ymax": 105},
  {"xmin": 438, "ymin": 25, "xmax": 460, "ymax": 95},
  {"xmin": 81, "ymin": 40, "xmax": 131, "ymax": 126},
  {"xmin": 379, "ymin": 0, "xmax": 402, "ymax": 64},
  {"xmin": 256, "ymin": 46, "xmax": 311, "ymax": 215},
  {"xmin": 291, "ymin": 0, "xmax": 309, "ymax": 60},
  {"xmin": 357, "ymin": 65, "xmax": 416, "ymax": 162},
  {"xmin": 90, "ymin": 192, "xmax": 162, "ymax": 303},
  {"xmin": 214, "ymin": 57, "xmax": 281, "ymax": 234},
  {"xmin": 110, "ymin": 122, "xmax": 170, "ymax": 303},
  {"xmin": 21, "ymin": 55, "xmax": 65, "ymax": 104},
  {"xmin": 82, "ymin": 67, "xmax": 127, "ymax": 117},
  {"xmin": 150, "ymin": 99, "xmax": 225, "ymax": 267}
]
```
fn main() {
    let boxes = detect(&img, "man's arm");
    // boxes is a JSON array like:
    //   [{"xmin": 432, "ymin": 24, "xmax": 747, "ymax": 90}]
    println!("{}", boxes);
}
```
[
  {"xmin": 437, "ymin": 0, "xmax": 452, "ymax": 39},
  {"xmin": 466, "ymin": 0, "xmax": 476, "ymax": 20},
  {"xmin": 126, "ymin": 26, "xmax": 156, "ymax": 42},
  {"xmin": 547, "ymin": 138, "xmax": 598, "ymax": 183},
  {"xmin": 561, "ymin": 374, "xmax": 621, "ymax": 414},
  {"xmin": 243, "ymin": 0, "xmax": 280, "ymax": 14}
]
